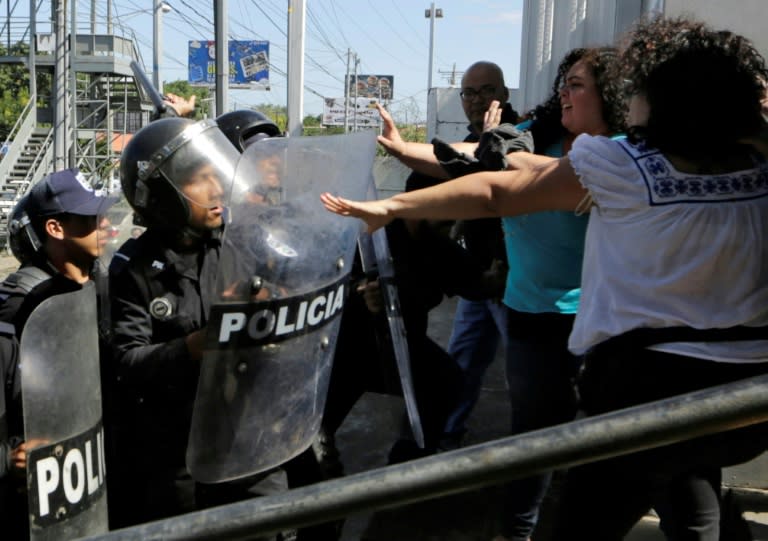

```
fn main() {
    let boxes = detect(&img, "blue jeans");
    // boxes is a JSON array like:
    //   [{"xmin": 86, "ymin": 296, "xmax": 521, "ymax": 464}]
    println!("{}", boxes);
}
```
[
  {"xmin": 501, "ymin": 309, "xmax": 581, "ymax": 541},
  {"xmin": 443, "ymin": 297, "xmax": 509, "ymax": 437}
]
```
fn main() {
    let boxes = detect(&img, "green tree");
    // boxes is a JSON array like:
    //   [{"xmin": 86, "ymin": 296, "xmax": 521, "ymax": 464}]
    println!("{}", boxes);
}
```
[
  {"xmin": 250, "ymin": 103, "xmax": 287, "ymax": 132},
  {"xmin": 302, "ymin": 114, "xmax": 345, "ymax": 136},
  {"xmin": 0, "ymin": 42, "xmax": 34, "ymax": 139}
]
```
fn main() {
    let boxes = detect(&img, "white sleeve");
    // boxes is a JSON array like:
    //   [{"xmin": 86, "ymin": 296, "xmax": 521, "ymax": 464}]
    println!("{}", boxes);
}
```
[{"xmin": 568, "ymin": 134, "xmax": 646, "ymax": 212}]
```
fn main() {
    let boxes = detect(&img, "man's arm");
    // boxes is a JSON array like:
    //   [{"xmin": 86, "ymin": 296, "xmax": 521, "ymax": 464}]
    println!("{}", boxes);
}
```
[
  {"xmin": 376, "ymin": 104, "xmax": 452, "ymax": 178},
  {"xmin": 163, "ymin": 93, "xmax": 196, "ymax": 118}
]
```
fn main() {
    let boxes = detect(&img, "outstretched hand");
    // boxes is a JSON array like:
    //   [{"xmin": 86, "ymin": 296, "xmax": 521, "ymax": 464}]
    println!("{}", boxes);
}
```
[
  {"xmin": 483, "ymin": 100, "xmax": 503, "ymax": 132},
  {"xmin": 375, "ymin": 103, "xmax": 407, "ymax": 158},
  {"xmin": 320, "ymin": 192, "xmax": 393, "ymax": 233}
]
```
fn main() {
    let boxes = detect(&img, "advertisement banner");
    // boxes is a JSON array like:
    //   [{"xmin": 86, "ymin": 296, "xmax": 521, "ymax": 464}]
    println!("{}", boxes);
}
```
[
  {"xmin": 188, "ymin": 40, "xmax": 270, "ymax": 89},
  {"xmin": 322, "ymin": 97, "xmax": 381, "ymax": 127},
  {"xmin": 347, "ymin": 74, "xmax": 394, "ymax": 99}
]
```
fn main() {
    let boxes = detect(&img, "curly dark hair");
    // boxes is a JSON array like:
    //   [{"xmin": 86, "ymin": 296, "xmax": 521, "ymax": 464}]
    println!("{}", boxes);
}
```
[
  {"xmin": 620, "ymin": 16, "xmax": 768, "ymax": 161},
  {"xmin": 528, "ymin": 47, "xmax": 627, "ymax": 153}
]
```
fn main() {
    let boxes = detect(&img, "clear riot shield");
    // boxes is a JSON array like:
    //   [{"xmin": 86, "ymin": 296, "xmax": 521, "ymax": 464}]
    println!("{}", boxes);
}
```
[
  {"xmin": 97, "ymin": 190, "xmax": 144, "ymax": 266},
  {"xmin": 187, "ymin": 131, "xmax": 377, "ymax": 483},
  {"xmin": 21, "ymin": 282, "xmax": 107, "ymax": 540},
  {"xmin": 357, "ymin": 230, "xmax": 425, "ymax": 448}
]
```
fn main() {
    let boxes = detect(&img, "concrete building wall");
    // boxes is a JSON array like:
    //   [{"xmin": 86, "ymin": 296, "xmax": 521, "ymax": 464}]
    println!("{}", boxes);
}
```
[{"xmin": 663, "ymin": 0, "xmax": 768, "ymax": 59}]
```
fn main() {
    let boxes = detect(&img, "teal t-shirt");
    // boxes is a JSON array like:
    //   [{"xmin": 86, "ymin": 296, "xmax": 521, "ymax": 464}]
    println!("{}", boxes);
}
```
[{"xmin": 502, "ymin": 125, "xmax": 587, "ymax": 314}]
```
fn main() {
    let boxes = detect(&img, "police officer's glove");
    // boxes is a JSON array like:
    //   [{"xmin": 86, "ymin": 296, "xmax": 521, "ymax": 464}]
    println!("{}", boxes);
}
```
[
  {"xmin": 474, "ymin": 124, "xmax": 535, "ymax": 171},
  {"xmin": 150, "ymin": 105, "xmax": 180, "ymax": 122},
  {"xmin": 220, "ymin": 276, "xmax": 284, "ymax": 301},
  {"xmin": 357, "ymin": 277, "xmax": 384, "ymax": 315}
]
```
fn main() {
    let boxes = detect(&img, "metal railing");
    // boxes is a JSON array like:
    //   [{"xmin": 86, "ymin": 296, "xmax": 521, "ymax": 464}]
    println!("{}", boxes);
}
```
[
  {"xmin": 81, "ymin": 373, "xmax": 768, "ymax": 541},
  {"xmin": 0, "ymin": 93, "xmax": 36, "ymax": 169},
  {"xmin": 74, "ymin": 33, "xmax": 143, "ymax": 65}
]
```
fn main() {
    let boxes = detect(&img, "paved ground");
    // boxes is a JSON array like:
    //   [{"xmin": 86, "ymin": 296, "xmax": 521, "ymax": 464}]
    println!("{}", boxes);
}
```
[{"xmin": 0, "ymin": 252, "xmax": 17, "ymax": 278}]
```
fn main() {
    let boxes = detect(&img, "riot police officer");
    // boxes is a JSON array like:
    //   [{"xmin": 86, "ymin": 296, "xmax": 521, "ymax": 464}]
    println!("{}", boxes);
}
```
[
  {"xmin": 216, "ymin": 108, "xmax": 282, "ymax": 152},
  {"xmin": 108, "ymin": 117, "xmax": 290, "ymax": 534},
  {"xmin": 0, "ymin": 169, "xmax": 114, "ymax": 539},
  {"xmin": 212, "ymin": 109, "xmax": 343, "ymax": 541}
]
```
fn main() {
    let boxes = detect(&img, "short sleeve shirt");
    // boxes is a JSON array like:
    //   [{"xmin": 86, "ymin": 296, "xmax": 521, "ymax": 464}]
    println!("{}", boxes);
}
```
[{"xmin": 568, "ymin": 134, "xmax": 768, "ymax": 361}]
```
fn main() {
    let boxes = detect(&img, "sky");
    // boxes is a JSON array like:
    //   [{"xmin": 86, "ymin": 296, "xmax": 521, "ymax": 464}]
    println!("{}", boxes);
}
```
[{"xmin": 99, "ymin": 0, "xmax": 524, "ymax": 121}]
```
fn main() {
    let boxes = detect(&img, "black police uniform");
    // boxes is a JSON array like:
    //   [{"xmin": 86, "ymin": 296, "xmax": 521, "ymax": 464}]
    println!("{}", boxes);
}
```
[
  {"xmin": 0, "ymin": 323, "xmax": 25, "ymax": 540},
  {"xmin": 0, "ymin": 264, "xmax": 53, "ymax": 328},
  {"xmin": 107, "ymin": 227, "xmax": 288, "ymax": 535},
  {"xmin": 0, "ymin": 266, "xmax": 87, "ymax": 540},
  {"xmin": 107, "ymin": 226, "xmax": 220, "ymax": 525}
]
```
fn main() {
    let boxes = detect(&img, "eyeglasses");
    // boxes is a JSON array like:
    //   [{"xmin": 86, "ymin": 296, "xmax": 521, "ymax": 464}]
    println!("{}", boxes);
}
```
[{"xmin": 459, "ymin": 85, "xmax": 497, "ymax": 101}]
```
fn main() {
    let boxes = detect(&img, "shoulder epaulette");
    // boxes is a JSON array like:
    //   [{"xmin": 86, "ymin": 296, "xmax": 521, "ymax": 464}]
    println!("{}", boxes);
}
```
[{"xmin": 109, "ymin": 238, "xmax": 140, "ymax": 275}]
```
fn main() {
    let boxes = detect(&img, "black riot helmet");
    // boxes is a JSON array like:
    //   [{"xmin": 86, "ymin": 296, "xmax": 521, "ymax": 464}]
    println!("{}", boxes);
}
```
[
  {"xmin": 7, "ymin": 194, "xmax": 42, "ymax": 264},
  {"xmin": 120, "ymin": 117, "xmax": 241, "ymax": 230},
  {"xmin": 216, "ymin": 109, "xmax": 281, "ymax": 152}
]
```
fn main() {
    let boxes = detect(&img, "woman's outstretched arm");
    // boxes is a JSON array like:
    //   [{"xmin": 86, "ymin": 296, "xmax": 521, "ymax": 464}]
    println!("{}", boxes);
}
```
[{"xmin": 321, "ymin": 155, "xmax": 586, "ymax": 233}]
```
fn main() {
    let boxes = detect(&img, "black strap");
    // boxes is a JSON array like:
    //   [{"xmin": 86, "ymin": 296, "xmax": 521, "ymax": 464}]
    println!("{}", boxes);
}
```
[{"xmin": 592, "ymin": 325, "xmax": 768, "ymax": 357}]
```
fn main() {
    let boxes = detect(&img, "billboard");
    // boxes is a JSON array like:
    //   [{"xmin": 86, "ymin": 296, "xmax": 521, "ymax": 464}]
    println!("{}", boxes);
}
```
[
  {"xmin": 347, "ymin": 74, "xmax": 394, "ymax": 99},
  {"xmin": 188, "ymin": 40, "xmax": 270, "ymax": 89},
  {"xmin": 323, "ymin": 97, "xmax": 380, "ymax": 127}
]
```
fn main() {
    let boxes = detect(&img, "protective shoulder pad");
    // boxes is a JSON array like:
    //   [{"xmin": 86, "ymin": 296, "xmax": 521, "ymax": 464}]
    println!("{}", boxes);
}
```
[{"xmin": 0, "ymin": 266, "xmax": 52, "ymax": 295}]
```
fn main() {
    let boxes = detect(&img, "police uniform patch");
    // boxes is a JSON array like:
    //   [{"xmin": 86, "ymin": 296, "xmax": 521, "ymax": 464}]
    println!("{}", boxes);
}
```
[{"xmin": 149, "ymin": 296, "xmax": 173, "ymax": 320}]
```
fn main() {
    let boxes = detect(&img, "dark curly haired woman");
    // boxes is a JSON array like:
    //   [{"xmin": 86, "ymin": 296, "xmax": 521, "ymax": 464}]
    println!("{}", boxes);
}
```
[
  {"xmin": 492, "ymin": 46, "xmax": 626, "ymax": 541},
  {"xmin": 526, "ymin": 47, "xmax": 626, "ymax": 154},
  {"xmin": 322, "ymin": 15, "xmax": 768, "ymax": 540}
]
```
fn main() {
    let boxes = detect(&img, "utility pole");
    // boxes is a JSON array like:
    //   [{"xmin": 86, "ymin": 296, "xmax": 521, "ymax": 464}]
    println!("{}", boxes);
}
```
[
  {"xmin": 424, "ymin": 3, "xmax": 443, "ymax": 92},
  {"xmin": 153, "ymin": 0, "xmax": 161, "ymax": 93},
  {"xmin": 214, "ymin": 0, "xmax": 228, "ymax": 116},
  {"xmin": 70, "ymin": 0, "xmax": 77, "ymax": 166},
  {"xmin": 344, "ymin": 48, "xmax": 351, "ymax": 134},
  {"xmin": 28, "ymin": 0, "xmax": 36, "ymax": 99},
  {"xmin": 438, "ymin": 64, "xmax": 461, "ymax": 87},
  {"xmin": 153, "ymin": 1, "xmax": 172, "ymax": 94},
  {"xmin": 287, "ymin": 0, "xmax": 306, "ymax": 135},
  {"xmin": 53, "ymin": 0, "xmax": 68, "ymax": 169},
  {"xmin": 352, "ymin": 54, "xmax": 359, "ymax": 132}
]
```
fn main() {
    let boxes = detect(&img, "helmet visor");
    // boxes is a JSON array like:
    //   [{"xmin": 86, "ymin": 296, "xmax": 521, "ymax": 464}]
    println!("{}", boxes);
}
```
[{"xmin": 154, "ymin": 125, "xmax": 241, "ymax": 211}]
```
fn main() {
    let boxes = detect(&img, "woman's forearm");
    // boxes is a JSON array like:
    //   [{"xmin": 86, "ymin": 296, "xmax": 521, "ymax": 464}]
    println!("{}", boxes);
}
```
[
  {"xmin": 384, "ymin": 170, "xmax": 510, "ymax": 221},
  {"xmin": 383, "ymin": 156, "xmax": 584, "ymax": 222}
]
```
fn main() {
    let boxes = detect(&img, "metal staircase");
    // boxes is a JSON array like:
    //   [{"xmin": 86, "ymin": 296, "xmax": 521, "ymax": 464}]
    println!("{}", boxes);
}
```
[
  {"xmin": 0, "ymin": 20, "xmax": 153, "ymax": 250},
  {"xmin": 0, "ymin": 93, "xmax": 54, "ymax": 245},
  {"xmin": 1, "ymin": 127, "xmax": 54, "ymax": 207}
]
